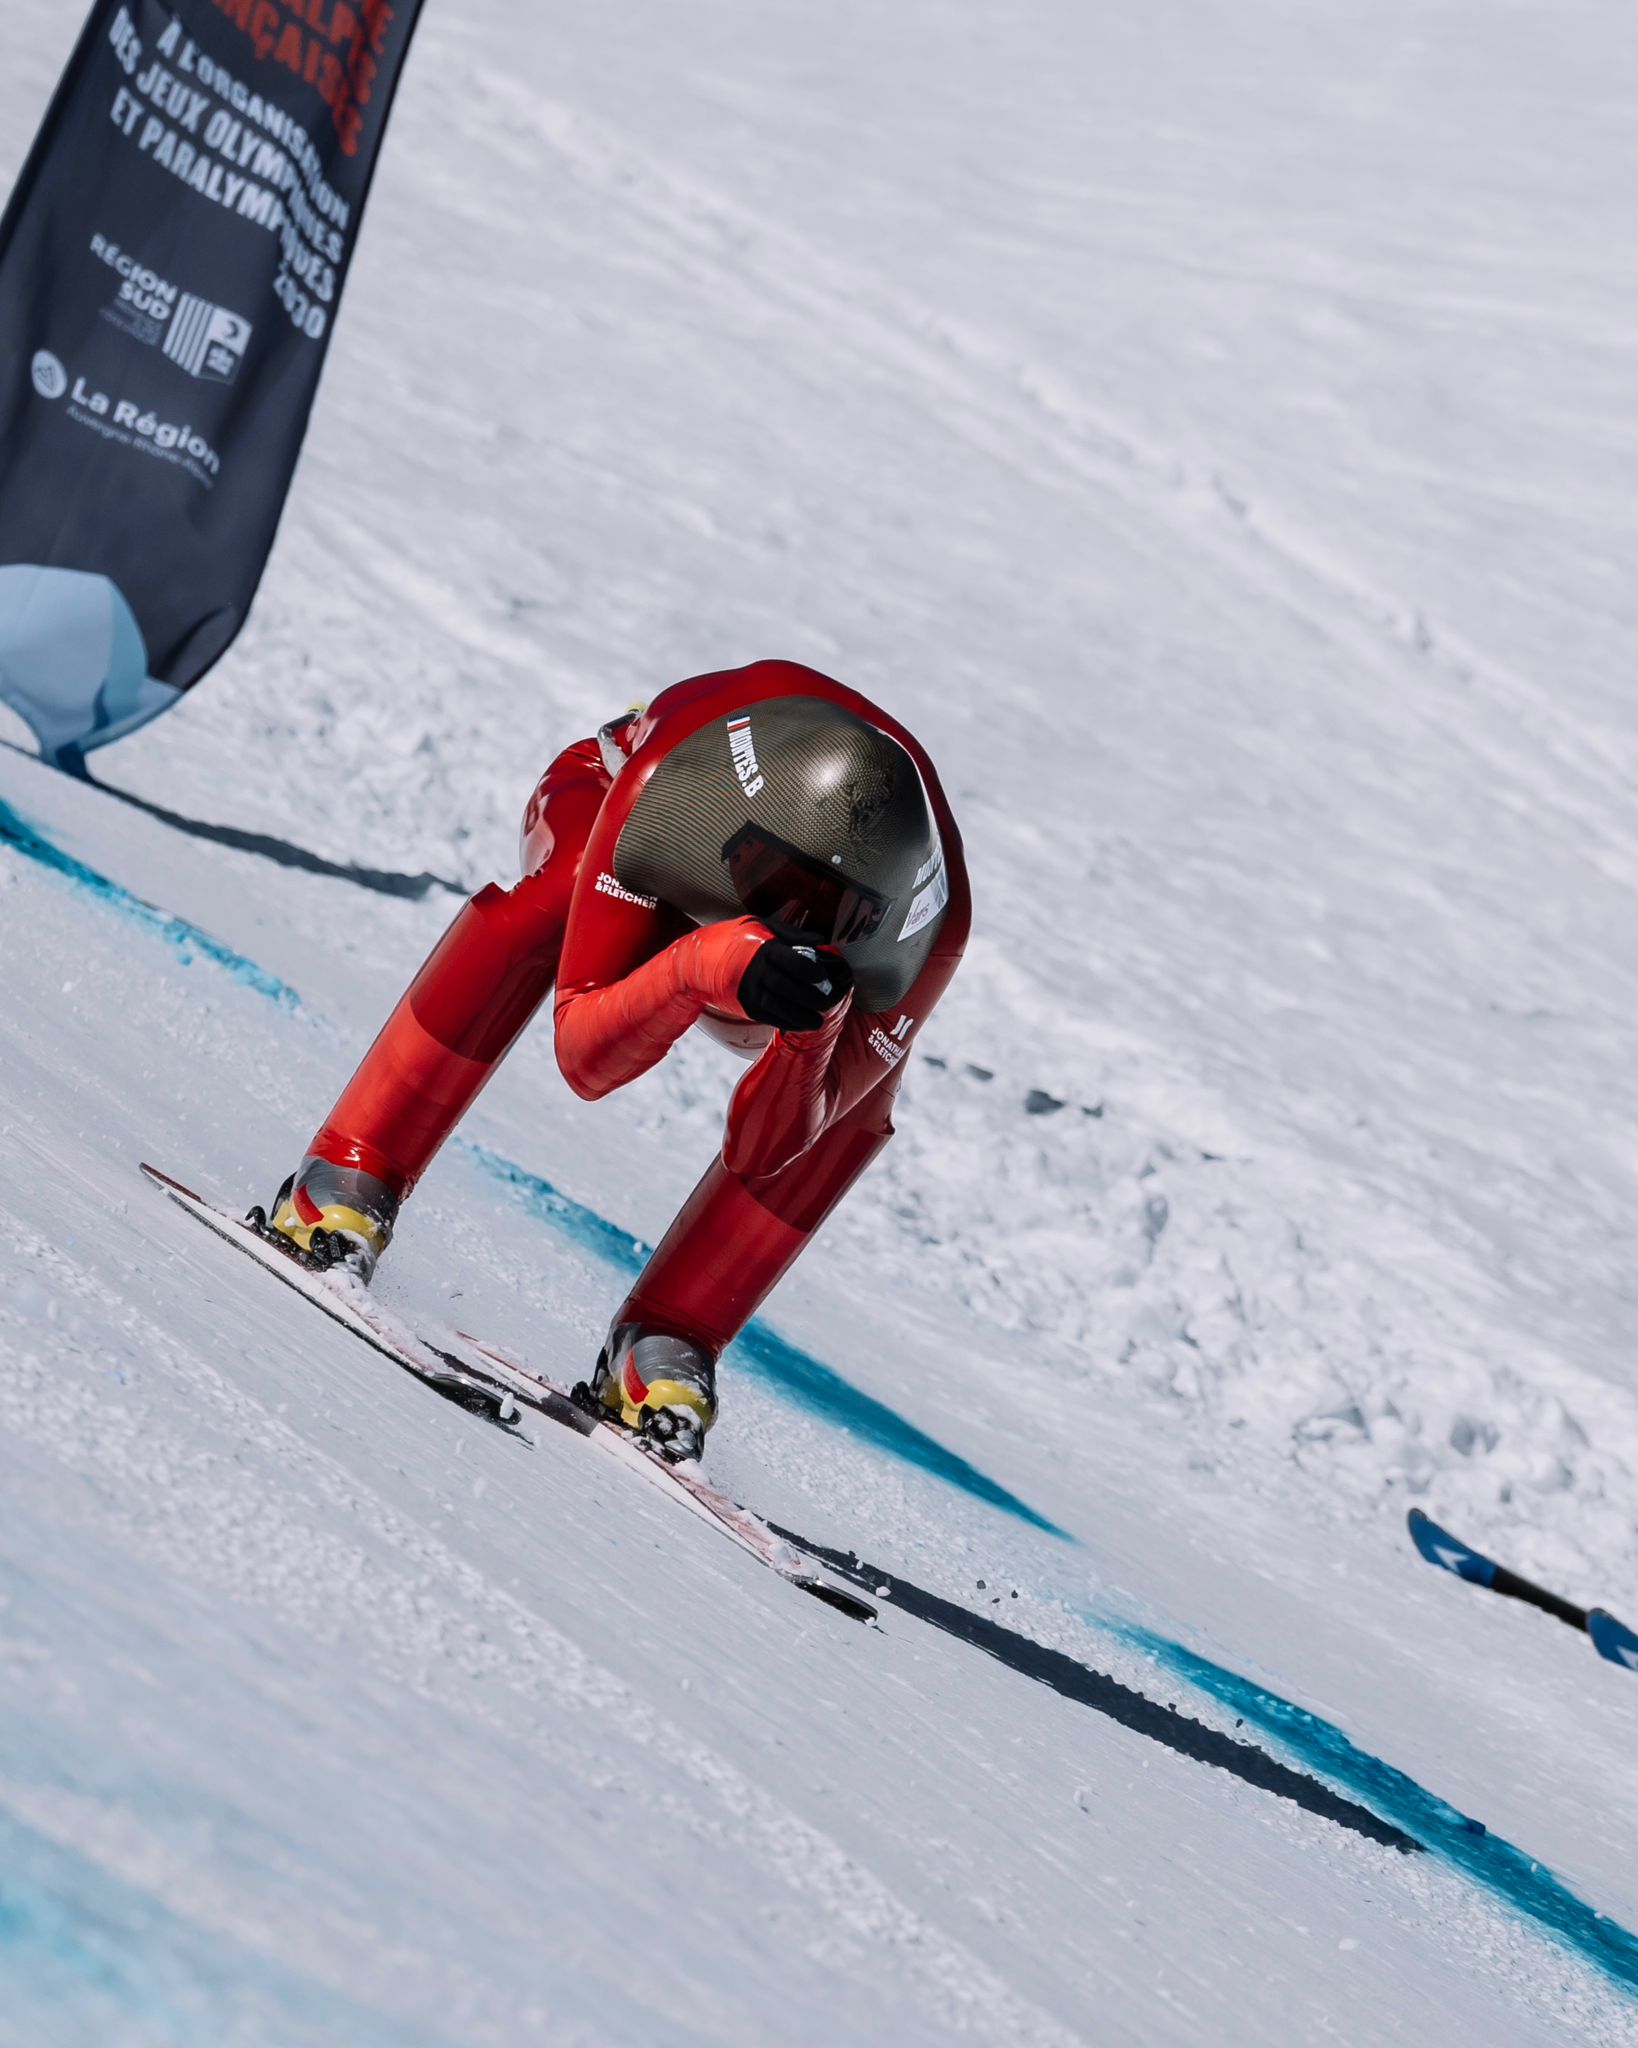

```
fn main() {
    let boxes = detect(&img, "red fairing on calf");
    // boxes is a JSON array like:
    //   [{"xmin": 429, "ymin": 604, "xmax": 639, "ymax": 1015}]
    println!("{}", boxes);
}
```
[{"xmin": 613, "ymin": 1080, "xmax": 899, "ymax": 1355}]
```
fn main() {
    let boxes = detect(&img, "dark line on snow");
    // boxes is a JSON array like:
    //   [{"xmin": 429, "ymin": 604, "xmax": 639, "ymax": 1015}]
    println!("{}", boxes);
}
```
[
  {"xmin": 774, "ymin": 1529, "xmax": 1420, "ymax": 1856},
  {"xmin": 1, "ymin": 739, "xmax": 463, "ymax": 900}
]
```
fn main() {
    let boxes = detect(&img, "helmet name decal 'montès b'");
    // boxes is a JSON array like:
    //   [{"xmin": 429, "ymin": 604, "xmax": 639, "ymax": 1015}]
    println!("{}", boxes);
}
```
[{"xmin": 726, "ymin": 714, "xmax": 765, "ymax": 799}]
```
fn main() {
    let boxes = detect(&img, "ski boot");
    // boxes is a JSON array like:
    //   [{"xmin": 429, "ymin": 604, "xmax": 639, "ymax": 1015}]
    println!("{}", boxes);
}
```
[
  {"xmin": 256, "ymin": 1155, "xmax": 400, "ymax": 1282},
  {"xmin": 574, "ymin": 1323, "xmax": 717, "ymax": 1462}
]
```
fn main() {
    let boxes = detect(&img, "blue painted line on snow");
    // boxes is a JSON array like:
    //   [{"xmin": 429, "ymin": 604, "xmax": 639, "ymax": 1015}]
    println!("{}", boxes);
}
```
[
  {"xmin": 1114, "ymin": 1620, "xmax": 1638, "ymax": 2000},
  {"xmin": 460, "ymin": 1137, "xmax": 654, "ymax": 1276},
  {"xmin": 0, "ymin": 792, "xmax": 1061, "ymax": 1534},
  {"xmin": 0, "ymin": 795, "xmax": 301, "ymax": 1010},
  {"xmin": 462, "ymin": 1139, "xmax": 1068, "ymax": 1535}
]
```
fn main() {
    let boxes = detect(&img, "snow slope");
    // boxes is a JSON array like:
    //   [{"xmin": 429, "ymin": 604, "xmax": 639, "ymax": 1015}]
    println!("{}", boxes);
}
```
[{"xmin": 4, "ymin": 0, "xmax": 1638, "ymax": 2041}]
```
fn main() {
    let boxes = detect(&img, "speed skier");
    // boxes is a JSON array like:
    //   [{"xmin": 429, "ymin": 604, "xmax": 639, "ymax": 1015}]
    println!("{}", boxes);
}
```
[{"xmin": 265, "ymin": 659, "xmax": 969, "ymax": 1460}]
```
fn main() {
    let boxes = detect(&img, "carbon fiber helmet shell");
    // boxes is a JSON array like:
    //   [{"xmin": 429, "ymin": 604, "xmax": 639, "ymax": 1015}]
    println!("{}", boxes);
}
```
[{"xmin": 614, "ymin": 695, "xmax": 948, "ymax": 1013}]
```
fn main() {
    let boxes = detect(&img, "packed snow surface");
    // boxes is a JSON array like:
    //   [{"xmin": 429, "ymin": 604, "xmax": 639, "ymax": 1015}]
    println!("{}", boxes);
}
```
[{"xmin": 3, "ymin": 0, "xmax": 1637, "ymax": 2041}]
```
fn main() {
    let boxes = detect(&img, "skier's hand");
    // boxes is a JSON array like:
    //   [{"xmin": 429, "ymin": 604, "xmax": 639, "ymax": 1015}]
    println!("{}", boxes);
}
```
[{"xmin": 736, "ymin": 941, "xmax": 854, "ymax": 1033}]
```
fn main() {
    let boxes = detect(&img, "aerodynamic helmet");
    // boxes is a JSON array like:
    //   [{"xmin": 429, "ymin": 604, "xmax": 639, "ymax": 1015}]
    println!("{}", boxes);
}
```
[{"xmin": 613, "ymin": 695, "xmax": 949, "ymax": 1012}]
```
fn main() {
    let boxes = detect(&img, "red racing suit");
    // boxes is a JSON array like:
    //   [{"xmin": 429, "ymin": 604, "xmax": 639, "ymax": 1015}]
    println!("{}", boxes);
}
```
[{"xmin": 305, "ymin": 659, "xmax": 971, "ymax": 1359}]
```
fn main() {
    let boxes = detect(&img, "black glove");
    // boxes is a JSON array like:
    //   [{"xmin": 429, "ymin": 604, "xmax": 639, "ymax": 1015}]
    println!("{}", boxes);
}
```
[{"xmin": 736, "ymin": 941, "xmax": 854, "ymax": 1033}]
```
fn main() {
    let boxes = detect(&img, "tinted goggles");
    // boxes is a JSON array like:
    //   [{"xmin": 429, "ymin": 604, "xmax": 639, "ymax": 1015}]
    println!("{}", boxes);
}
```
[{"xmin": 722, "ymin": 824, "xmax": 890, "ymax": 947}]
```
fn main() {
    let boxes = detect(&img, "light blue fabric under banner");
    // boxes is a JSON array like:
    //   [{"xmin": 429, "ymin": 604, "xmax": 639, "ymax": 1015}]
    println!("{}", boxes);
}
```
[{"xmin": 0, "ymin": 564, "xmax": 179, "ymax": 771}]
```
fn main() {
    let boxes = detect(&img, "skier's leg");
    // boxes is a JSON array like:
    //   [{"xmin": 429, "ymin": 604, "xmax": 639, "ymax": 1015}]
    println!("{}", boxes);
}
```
[
  {"xmin": 307, "ymin": 873, "xmax": 578, "ymax": 1190},
  {"xmin": 589, "ymin": 1077, "xmax": 899, "ymax": 1446},
  {"xmin": 271, "ymin": 739, "xmax": 608, "ymax": 1269}
]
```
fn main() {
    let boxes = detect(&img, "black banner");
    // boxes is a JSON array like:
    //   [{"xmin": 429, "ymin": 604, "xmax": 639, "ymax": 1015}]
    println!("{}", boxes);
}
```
[{"xmin": 0, "ymin": 0, "xmax": 425, "ymax": 768}]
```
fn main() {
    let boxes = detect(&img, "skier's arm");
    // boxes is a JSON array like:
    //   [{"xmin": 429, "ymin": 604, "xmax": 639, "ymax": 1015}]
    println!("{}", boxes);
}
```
[{"xmin": 554, "ymin": 910, "xmax": 774, "ymax": 1099}]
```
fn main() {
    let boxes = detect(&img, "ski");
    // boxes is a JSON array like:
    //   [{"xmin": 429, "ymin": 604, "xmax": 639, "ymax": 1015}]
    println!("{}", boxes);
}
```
[
  {"xmin": 139, "ymin": 1162, "xmax": 874, "ymax": 1624},
  {"xmin": 453, "ymin": 1331, "xmax": 874, "ymax": 1621},
  {"xmin": 140, "ymin": 1162, "xmax": 524, "ymax": 1430},
  {"xmin": 1407, "ymin": 1507, "xmax": 1635, "ymax": 1670}
]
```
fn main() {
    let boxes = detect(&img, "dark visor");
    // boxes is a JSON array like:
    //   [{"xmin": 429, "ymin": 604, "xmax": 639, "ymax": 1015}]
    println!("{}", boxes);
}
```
[{"xmin": 722, "ymin": 825, "xmax": 891, "ymax": 946}]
